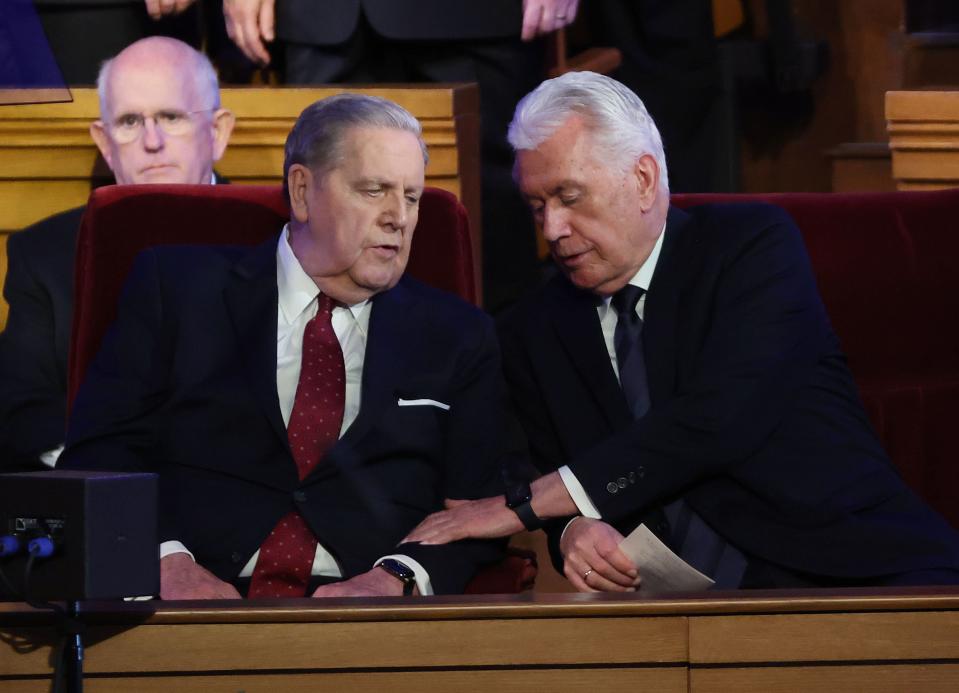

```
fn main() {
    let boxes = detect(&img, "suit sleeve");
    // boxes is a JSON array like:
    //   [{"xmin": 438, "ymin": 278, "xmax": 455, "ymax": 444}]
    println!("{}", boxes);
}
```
[
  {"xmin": 498, "ymin": 310, "xmax": 580, "ymax": 573},
  {"xmin": 395, "ymin": 311, "xmax": 513, "ymax": 593},
  {"xmin": 59, "ymin": 249, "xmax": 178, "ymax": 537},
  {"xmin": 0, "ymin": 232, "xmax": 66, "ymax": 471},
  {"xmin": 571, "ymin": 211, "xmax": 832, "ymax": 522}
]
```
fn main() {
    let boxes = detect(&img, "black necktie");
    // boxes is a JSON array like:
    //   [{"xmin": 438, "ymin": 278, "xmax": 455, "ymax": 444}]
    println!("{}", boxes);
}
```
[{"xmin": 612, "ymin": 285, "xmax": 651, "ymax": 420}]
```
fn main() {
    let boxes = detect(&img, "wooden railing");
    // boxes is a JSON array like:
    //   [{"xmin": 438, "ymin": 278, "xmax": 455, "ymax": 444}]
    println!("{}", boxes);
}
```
[{"xmin": 3, "ymin": 588, "xmax": 959, "ymax": 691}]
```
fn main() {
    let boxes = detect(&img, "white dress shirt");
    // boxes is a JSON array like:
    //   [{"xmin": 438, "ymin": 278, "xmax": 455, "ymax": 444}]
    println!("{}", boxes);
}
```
[
  {"xmin": 558, "ymin": 225, "xmax": 667, "ymax": 521},
  {"xmin": 160, "ymin": 225, "xmax": 433, "ymax": 595}
]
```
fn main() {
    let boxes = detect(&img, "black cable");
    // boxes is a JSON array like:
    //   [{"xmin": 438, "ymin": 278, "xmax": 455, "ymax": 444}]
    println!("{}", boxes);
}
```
[
  {"xmin": 0, "ymin": 560, "xmax": 20, "ymax": 597},
  {"xmin": 23, "ymin": 550, "xmax": 64, "ymax": 615}
]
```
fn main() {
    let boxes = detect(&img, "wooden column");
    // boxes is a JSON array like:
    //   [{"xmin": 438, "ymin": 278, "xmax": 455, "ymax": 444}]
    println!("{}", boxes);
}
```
[{"xmin": 886, "ymin": 90, "xmax": 959, "ymax": 190}]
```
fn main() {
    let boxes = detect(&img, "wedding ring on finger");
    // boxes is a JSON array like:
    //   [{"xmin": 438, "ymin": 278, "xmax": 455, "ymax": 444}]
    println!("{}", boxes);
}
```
[{"xmin": 583, "ymin": 568, "xmax": 593, "ymax": 581}]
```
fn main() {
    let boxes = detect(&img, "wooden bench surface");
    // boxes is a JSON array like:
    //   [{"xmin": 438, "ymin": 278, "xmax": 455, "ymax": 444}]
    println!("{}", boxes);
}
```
[{"xmin": 3, "ymin": 588, "xmax": 959, "ymax": 692}]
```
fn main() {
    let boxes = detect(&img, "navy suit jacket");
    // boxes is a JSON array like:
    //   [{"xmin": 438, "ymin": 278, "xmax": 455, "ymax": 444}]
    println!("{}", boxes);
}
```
[
  {"xmin": 500, "ymin": 202, "xmax": 959, "ymax": 580},
  {"xmin": 60, "ymin": 238, "xmax": 507, "ymax": 593},
  {"xmin": 0, "ymin": 207, "xmax": 81, "ymax": 471},
  {"xmin": 0, "ymin": 177, "xmax": 227, "ymax": 472}
]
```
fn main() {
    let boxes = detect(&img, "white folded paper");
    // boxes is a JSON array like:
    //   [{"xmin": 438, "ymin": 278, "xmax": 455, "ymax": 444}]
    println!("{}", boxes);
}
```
[{"xmin": 619, "ymin": 524, "xmax": 714, "ymax": 594}]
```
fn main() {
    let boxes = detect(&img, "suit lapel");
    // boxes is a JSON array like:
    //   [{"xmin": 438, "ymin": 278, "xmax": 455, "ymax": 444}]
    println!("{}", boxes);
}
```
[
  {"xmin": 547, "ymin": 280, "xmax": 632, "ymax": 430},
  {"xmin": 223, "ymin": 237, "xmax": 289, "ymax": 447},
  {"xmin": 335, "ymin": 280, "xmax": 413, "ymax": 452},
  {"xmin": 644, "ymin": 206, "xmax": 690, "ymax": 403}
]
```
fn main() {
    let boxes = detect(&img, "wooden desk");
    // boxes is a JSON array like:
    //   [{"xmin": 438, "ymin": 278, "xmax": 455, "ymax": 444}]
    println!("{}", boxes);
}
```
[
  {"xmin": 0, "ymin": 84, "xmax": 481, "ymax": 328},
  {"xmin": 3, "ymin": 588, "xmax": 959, "ymax": 692},
  {"xmin": 886, "ymin": 90, "xmax": 959, "ymax": 190}
]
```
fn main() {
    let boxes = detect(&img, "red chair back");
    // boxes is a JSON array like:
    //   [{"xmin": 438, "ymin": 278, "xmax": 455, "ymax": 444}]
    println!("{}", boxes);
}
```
[{"xmin": 68, "ymin": 184, "xmax": 475, "ymax": 408}]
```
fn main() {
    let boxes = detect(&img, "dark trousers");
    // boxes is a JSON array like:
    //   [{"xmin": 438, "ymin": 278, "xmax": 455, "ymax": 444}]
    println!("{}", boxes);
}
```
[{"xmin": 35, "ymin": 2, "xmax": 202, "ymax": 85}]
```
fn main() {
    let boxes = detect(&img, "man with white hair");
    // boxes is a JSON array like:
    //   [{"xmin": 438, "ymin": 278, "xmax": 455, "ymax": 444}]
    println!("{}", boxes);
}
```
[
  {"xmin": 407, "ymin": 71, "xmax": 959, "ymax": 590},
  {"xmin": 0, "ymin": 36, "xmax": 234, "ymax": 472}
]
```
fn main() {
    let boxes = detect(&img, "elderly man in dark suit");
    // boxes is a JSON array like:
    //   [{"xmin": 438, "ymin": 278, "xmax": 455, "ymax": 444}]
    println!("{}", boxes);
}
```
[
  {"xmin": 0, "ymin": 36, "xmax": 234, "ymax": 473},
  {"xmin": 60, "ymin": 93, "xmax": 508, "ymax": 600},
  {"xmin": 407, "ymin": 71, "xmax": 959, "ymax": 590}
]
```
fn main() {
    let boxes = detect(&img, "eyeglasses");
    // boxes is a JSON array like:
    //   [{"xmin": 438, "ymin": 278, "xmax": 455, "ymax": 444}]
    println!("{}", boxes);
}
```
[{"xmin": 106, "ymin": 108, "xmax": 214, "ymax": 144}]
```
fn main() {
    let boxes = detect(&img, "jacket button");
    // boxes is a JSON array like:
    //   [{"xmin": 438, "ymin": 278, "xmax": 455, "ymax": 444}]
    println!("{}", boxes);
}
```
[
  {"xmin": 617, "ymin": 477, "xmax": 628, "ymax": 489},
  {"xmin": 231, "ymin": 552, "xmax": 243, "ymax": 564},
  {"xmin": 606, "ymin": 482, "xmax": 619, "ymax": 494},
  {"xmin": 293, "ymin": 490, "xmax": 307, "ymax": 503}
]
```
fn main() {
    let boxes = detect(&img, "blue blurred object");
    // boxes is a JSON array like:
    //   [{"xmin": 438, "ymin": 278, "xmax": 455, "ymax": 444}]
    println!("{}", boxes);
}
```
[{"xmin": 0, "ymin": 0, "xmax": 67, "ymax": 91}]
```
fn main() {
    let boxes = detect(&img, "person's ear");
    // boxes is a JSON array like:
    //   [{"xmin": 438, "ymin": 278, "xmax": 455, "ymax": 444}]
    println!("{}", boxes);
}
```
[
  {"xmin": 287, "ymin": 164, "xmax": 313, "ymax": 223},
  {"xmin": 89, "ymin": 121, "xmax": 116, "ymax": 172},
  {"xmin": 210, "ymin": 108, "xmax": 235, "ymax": 162},
  {"xmin": 633, "ymin": 153, "xmax": 660, "ymax": 212}
]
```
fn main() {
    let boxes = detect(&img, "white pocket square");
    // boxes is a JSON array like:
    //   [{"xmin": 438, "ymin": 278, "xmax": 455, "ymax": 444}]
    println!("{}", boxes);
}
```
[{"xmin": 397, "ymin": 398, "xmax": 450, "ymax": 411}]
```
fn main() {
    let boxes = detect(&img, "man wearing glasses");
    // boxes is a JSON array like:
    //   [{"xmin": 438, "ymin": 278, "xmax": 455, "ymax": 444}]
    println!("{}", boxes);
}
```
[{"xmin": 0, "ymin": 36, "xmax": 235, "ymax": 472}]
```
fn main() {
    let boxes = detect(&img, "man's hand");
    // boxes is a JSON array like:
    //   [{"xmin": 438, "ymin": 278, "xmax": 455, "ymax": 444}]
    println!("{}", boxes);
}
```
[
  {"xmin": 144, "ymin": 0, "xmax": 196, "ymax": 20},
  {"xmin": 521, "ymin": 0, "xmax": 580, "ymax": 41},
  {"xmin": 560, "ymin": 517, "xmax": 639, "ymax": 592},
  {"xmin": 403, "ymin": 496, "xmax": 522, "ymax": 545},
  {"xmin": 160, "ymin": 553, "xmax": 242, "ymax": 600},
  {"xmin": 311, "ymin": 567, "xmax": 415, "ymax": 598},
  {"xmin": 223, "ymin": 0, "xmax": 275, "ymax": 65}
]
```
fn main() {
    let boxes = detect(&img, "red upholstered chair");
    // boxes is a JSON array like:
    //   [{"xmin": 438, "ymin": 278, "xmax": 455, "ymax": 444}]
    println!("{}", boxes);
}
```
[
  {"xmin": 68, "ymin": 183, "xmax": 536, "ymax": 594},
  {"xmin": 673, "ymin": 190, "xmax": 959, "ymax": 529}
]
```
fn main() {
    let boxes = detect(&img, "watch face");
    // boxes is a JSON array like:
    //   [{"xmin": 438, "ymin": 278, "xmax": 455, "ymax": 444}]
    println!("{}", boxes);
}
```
[
  {"xmin": 381, "ymin": 559, "xmax": 415, "ymax": 582},
  {"xmin": 506, "ymin": 482, "xmax": 532, "ymax": 508}
]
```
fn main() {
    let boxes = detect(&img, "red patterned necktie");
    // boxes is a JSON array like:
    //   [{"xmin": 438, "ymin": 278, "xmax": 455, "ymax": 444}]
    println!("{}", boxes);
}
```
[{"xmin": 248, "ymin": 294, "xmax": 345, "ymax": 598}]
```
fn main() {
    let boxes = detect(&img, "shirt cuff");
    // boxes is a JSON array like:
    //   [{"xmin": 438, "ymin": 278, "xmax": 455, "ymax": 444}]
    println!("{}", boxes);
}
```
[
  {"xmin": 40, "ymin": 444, "xmax": 64, "ymax": 468},
  {"xmin": 558, "ymin": 465, "xmax": 602, "ymax": 519},
  {"xmin": 375, "ymin": 554, "xmax": 433, "ymax": 596},
  {"xmin": 159, "ymin": 540, "xmax": 195, "ymax": 561}
]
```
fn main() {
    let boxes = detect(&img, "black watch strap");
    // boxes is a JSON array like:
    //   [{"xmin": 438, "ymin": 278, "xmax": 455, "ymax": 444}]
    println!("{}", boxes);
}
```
[
  {"xmin": 505, "ymin": 481, "xmax": 544, "ymax": 531},
  {"xmin": 511, "ymin": 500, "xmax": 544, "ymax": 531},
  {"xmin": 379, "ymin": 558, "xmax": 416, "ymax": 595}
]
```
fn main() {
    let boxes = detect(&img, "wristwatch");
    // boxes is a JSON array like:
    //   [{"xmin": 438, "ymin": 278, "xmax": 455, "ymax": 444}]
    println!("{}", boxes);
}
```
[
  {"xmin": 505, "ymin": 480, "xmax": 543, "ymax": 531},
  {"xmin": 379, "ymin": 558, "xmax": 416, "ymax": 595}
]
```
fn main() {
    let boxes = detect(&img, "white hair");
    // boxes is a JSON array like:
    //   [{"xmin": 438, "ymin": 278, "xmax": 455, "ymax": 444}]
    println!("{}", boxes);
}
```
[
  {"xmin": 96, "ymin": 37, "xmax": 221, "ymax": 118},
  {"xmin": 508, "ymin": 71, "xmax": 669, "ymax": 193}
]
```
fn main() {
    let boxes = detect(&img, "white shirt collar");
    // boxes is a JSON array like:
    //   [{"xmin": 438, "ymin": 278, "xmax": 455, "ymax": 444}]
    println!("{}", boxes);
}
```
[
  {"xmin": 276, "ymin": 224, "xmax": 369, "ymax": 325},
  {"xmin": 598, "ymin": 220, "xmax": 667, "ymax": 314}
]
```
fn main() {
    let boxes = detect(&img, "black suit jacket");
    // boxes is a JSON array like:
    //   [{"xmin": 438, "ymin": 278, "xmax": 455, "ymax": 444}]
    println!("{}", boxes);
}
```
[
  {"xmin": 0, "ymin": 207, "xmax": 82, "ymax": 471},
  {"xmin": 60, "ymin": 239, "xmax": 507, "ymax": 593},
  {"xmin": 500, "ymin": 203, "xmax": 959, "ymax": 580},
  {"xmin": 0, "ymin": 177, "xmax": 226, "ymax": 472},
  {"xmin": 277, "ymin": 0, "xmax": 523, "ymax": 45}
]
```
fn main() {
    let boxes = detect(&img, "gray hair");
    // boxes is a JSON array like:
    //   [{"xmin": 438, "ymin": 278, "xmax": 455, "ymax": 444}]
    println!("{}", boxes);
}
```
[
  {"xmin": 283, "ymin": 93, "xmax": 428, "ymax": 198},
  {"xmin": 508, "ymin": 71, "xmax": 669, "ymax": 192},
  {"xmin": 96, "ymin": 38, "xmax": 221, "ymax": 118}
]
